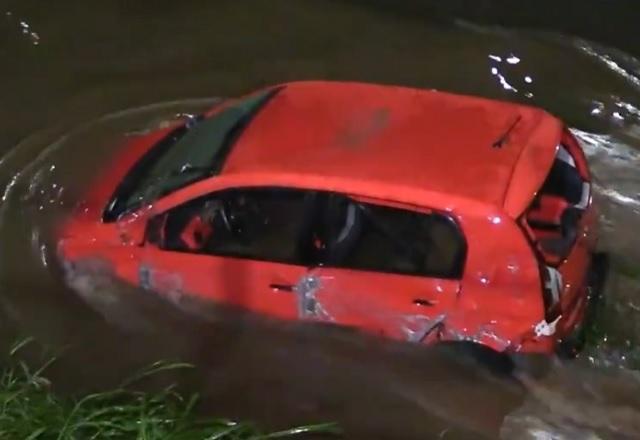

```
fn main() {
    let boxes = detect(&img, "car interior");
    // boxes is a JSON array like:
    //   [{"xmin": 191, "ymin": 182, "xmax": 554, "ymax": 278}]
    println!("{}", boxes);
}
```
[
  {"xmin": 525, "ymin": 145, "xmax": 591, "ymax": 263},
  {"xmin": 148, "ymin": 188, "xmax": 465, "ymax": 279}
]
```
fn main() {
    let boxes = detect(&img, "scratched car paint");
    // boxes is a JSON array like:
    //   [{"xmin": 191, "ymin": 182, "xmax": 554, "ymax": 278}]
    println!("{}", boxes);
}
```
[
  {"xmin": 2, "ymin": 2, "xmax": 640, "ymax": 439},
  {"xmin": 57, "ymin": 81, "xmax": 599, "ymax": 356}
]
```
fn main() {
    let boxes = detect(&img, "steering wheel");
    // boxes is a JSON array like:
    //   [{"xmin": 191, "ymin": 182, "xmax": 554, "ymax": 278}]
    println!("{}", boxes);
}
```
[
  {"xmin": 219, "ymin": 202, "xmax": 234, "ymax": 234},
  {"xmin": 219, "ymin": 195, "xmax": 265, "ymax": 242}
]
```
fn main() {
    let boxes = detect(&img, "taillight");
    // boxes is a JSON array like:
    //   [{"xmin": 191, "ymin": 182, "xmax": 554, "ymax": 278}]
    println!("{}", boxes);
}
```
[{"xmin": 540, "ymin": 264, "xmax": 563, "ymax": 322}]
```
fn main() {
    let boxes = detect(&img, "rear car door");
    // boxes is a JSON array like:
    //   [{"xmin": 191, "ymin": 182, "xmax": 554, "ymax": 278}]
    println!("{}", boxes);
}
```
[
  {"xmin": 139, "ymin": 187, "xmax": 315, "ymax": 319},
  {"xmin": 296, "ymin": 194, "xmax": 465, "ymax": 343}
]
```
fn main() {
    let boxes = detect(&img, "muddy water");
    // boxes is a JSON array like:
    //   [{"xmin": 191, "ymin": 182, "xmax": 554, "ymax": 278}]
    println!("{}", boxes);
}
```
[{"xmin": 2, "ymin": 1, "xmax": 640, "ymax": 438}]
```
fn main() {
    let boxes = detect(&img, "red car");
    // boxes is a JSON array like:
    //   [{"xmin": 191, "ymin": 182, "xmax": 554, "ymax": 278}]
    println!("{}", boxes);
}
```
[{"xmin": 58, "ymin": 81, "xmax": 598, "ymax": 355}]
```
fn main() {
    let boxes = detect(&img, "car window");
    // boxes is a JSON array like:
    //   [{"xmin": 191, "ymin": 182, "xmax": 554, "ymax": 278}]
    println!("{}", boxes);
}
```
[
  {"xmin": 103, "ymin": 87, "xmax": 282, "ymax": 222},
  {"xmin": 151, "ymin": 187, "xmax": 315, "ymax": 265},
  {"xmin": 525, "ymin": 144, "xmax": 589, "ymax": 261},
  {"xmin": 148, "ymin": 188, "xmax": 465, "ymax": 278},
  {"xmin": 306, "ymin": 194, "xmax": 465, "ymax": 279}
]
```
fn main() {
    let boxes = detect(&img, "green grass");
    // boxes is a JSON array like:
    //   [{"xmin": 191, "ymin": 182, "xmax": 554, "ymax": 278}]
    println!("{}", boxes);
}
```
[{"xmin": 0, "ymin": 338, "xmax": 339, "ymax": 440}]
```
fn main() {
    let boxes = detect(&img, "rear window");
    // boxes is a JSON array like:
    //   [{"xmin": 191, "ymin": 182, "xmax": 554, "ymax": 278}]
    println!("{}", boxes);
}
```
[{"xmin": 524, "ymin": 144, "xmax": 590, "ymax": 262}]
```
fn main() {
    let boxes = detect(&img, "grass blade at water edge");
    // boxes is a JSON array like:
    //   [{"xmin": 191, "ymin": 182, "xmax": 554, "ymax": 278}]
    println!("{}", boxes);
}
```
[{"xmin": 1, "ymin": 339, "xmax": 340, "ymax": 439}]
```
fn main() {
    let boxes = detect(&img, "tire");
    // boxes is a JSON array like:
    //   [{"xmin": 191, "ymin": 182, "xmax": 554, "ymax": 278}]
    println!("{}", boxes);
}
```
[
  {"xmin": 509, "ymin": 351, "xmax": 552, "ymax": 379},
  {"xmin": 435, "ymin": 340, "xmax": 516, "ymax": 377},
  {"xmin": 435, "ymin": 340, "xmax": 553, "ymax": 380}
]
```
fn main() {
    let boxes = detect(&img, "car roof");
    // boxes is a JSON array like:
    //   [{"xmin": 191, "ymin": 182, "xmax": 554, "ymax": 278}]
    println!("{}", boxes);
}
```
[{"xmin": 220, "ymin": 81, "xmax": 563, "ymax": 217}]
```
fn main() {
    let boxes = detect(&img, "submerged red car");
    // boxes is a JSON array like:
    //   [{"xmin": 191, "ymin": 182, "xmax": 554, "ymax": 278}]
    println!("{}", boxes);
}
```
[{"xmin": 58, "ymin": 81, "xmax": 598, "ymax": 354}]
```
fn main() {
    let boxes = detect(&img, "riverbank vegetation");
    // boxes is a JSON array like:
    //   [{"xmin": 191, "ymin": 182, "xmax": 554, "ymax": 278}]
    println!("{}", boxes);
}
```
[{"xmin": 0, "ymin": 339, "xmax": 338, "ymax": 439}]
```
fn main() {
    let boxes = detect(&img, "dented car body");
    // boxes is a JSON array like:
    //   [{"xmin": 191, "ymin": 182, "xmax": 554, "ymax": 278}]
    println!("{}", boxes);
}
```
[{"xmin": 58, "ymin": 81, "xmax": 598, "ymax": 354}]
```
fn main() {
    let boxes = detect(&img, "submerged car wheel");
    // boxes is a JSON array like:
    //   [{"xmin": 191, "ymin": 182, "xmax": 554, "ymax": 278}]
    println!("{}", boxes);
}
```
[
  {"xmin": 557, "ymin": 252, "xmax": 609, "ymax": 358},
  {"xmin": 435, "ymin": 340, "xmax": 552, "ymax": 379},
  {"xmin": 435, "ymin": 341, "xmax": 516, "ymax": 377}
]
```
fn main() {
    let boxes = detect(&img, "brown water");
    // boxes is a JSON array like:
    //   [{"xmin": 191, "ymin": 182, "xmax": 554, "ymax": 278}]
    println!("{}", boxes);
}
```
[{"xmin": 2, "ymin": 1, "xmax": 640, "ymax": 438}]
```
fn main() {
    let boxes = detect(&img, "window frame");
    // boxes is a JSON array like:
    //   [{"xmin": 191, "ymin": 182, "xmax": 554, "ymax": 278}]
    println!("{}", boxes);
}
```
[
  {"xmin": 144, "ymin": 186, "xmax": 468, "ymax": 280},
  {"xmin": 146, "ymin": 186, "xmax": 317, "ymax": 267}
]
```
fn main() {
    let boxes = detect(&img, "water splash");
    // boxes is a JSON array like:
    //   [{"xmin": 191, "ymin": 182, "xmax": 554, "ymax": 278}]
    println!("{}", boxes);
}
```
[{"xmin": 4, "ymin": 11, "xmax": 41, "ymax": 45}]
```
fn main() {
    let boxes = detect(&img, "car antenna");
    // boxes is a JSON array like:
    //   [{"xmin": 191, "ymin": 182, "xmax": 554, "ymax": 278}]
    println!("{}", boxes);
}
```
[{"xmin": 492, "ymin": 114, "xmax": 522, "ymax": 148}]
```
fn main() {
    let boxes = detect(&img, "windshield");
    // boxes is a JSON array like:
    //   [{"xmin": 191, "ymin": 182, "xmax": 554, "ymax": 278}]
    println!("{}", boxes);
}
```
[{"xmin": 103, "ymin": 88, "xmax": 280, "ymax": 222}]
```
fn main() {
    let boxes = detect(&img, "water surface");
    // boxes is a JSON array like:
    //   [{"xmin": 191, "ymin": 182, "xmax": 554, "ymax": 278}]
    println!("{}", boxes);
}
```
[{"xmin": 1, "ymin": 1, "xmax": 640, "ymax": 438}]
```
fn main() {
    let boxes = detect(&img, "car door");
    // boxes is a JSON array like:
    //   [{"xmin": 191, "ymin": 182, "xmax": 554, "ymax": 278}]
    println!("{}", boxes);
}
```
[
  {"xmin": 137, "ymin": 187, "xmax": 315, "ymax": 320},
  {"xmin": 294, "ymin": 194, "xmax": 465, "ymax": 343}
]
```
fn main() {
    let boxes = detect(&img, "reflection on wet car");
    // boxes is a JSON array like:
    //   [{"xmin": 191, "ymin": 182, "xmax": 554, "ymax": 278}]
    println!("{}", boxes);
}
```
[{"xmin": 58, "ymin": 80, "xmax": 599, "ymax": 355}]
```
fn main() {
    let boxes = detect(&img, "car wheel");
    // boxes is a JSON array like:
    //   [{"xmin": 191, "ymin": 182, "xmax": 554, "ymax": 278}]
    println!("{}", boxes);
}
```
[
  {"xmin": 435, "ymin": 341, "xmax": 516, "ymax": 376},
  {"xmin": 509, "ymin": 351, "xmax": 553, "ymax": 379},
  {"xmin": 435, "ymin": 341, "xmax": 553, "ymax": 380}
]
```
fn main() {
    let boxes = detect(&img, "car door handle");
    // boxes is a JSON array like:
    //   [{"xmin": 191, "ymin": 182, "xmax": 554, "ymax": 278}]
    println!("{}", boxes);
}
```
[
  {"xmin": 269, "ymin": 283, "xmax": 295, "ymax": 292},
  {"xmin": 413, "ymin": 298, "xmax": 434, "ymax": 307}
]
